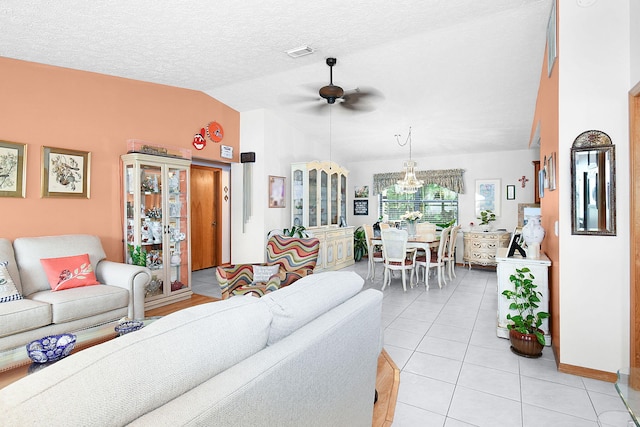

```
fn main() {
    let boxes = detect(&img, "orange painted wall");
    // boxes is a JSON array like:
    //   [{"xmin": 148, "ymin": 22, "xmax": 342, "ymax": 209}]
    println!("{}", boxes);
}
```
[
  {"xmin": 530, "ymin": 30, "xmax": 560, "ymax": 355},
  {"xmin": 0, "ymin": 57, "xmax": 239, "ymax": 261}
]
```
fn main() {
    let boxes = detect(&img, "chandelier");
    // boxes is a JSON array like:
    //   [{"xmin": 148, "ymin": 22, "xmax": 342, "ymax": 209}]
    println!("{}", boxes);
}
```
[{"xmin": 395, "ymin": 127, "xmax": 424, "ymax": 194}]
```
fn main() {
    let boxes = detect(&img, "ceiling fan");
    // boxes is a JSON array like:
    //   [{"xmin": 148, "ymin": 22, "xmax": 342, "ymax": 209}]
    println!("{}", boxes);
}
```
[{"xmin": 295, "ymin": 57, "xmax": 382, "ymax": 112}]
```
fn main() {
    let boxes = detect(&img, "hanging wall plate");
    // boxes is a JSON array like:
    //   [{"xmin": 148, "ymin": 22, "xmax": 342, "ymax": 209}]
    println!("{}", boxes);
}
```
[{"xmin": 206, "ymin": 121, "xmax": 224, "ymax": 143}]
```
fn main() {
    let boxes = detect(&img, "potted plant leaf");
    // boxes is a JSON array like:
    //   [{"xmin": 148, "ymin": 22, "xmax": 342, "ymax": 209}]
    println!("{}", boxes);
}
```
[
  {"xmin": 477, "ymin": 209, "xmax": 496, "ymax": 231},
  {"xmin": 501, "ymin": 267, "xmax": 549, "ymax": 358},
  {"xmin": 353, "ymin": 226, "xmax": 368, "ymax": 262}
]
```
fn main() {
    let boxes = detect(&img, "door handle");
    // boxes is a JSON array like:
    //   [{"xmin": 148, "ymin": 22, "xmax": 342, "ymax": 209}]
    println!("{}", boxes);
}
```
[{"xmin": 212, "ymin": 222, "xmax": 217, "ymax": 226}]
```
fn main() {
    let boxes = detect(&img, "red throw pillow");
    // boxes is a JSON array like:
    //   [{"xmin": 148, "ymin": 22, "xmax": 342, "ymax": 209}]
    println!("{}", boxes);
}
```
[{"xmin": 40, "ymin": 254, "xmax": 100, "ymax": 291}]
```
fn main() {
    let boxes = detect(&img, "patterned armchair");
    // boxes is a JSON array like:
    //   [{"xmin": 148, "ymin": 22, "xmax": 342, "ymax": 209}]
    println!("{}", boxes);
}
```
[{"xmin": 216, "ymin": 235, "xmax": 320, "ymax": 299}]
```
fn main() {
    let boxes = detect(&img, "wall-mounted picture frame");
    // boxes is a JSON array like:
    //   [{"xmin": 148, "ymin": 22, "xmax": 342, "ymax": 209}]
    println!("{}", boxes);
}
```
[
  {"xmin": 547, "ymin": 0, "xmax": 557, "ymax": 76},
  {"xmin": 475, "ymin": 179, "xmax": 501, "ymax": 216},
  {"xmin": 268, "ymin": 175, "xmax": 286, "ymax": 208},
  {"xmin": 548, "ymin": 152, "xmax": 557, "ymax": 191},
  {"xmin": 506, "ymin": 185, "xmax": 516, "ymax": 200},
  {"xmin": 354, "ymin": 186, "xmax": 369, "ymax": 198},
  {"xmin": 354, "ymin": 199, "xmax": 368, "ymax": 215},
  {"xmin": 41, "ymin": 146, "xmax": 90, "ymax": 198},
  {"xmin": 0, "ymin": 140, "xmax": 27, "ymax": 198}
]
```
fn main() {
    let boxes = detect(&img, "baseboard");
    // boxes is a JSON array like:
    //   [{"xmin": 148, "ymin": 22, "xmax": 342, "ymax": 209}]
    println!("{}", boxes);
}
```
[{"xmin": 557, "ymin": 362, "xmax": 617, "ymax": 383}]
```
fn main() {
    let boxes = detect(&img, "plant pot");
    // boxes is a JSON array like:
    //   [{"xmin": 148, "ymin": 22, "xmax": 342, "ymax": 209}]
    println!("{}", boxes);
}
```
[{"xmin": 509, "ymin": 328, "xmax": 543, "ymax": 358}]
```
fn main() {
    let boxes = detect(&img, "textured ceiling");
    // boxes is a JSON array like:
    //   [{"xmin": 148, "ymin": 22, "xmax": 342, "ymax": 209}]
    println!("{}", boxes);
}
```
[{"xmin": 0, "ymin": 0, "xmax": 552, "ymax": 162}]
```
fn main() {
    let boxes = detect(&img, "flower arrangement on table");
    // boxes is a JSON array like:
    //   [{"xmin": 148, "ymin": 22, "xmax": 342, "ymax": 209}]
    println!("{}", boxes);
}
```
[{"xmin": 400, "ymin": 211, "xmax": 423, "ymax": 222}]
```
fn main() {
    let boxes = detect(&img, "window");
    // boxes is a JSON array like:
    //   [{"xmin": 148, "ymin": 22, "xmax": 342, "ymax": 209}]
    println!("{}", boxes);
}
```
[{"xmin": 379, "ymin": 183, "xmax": 458, "ymax": 226}]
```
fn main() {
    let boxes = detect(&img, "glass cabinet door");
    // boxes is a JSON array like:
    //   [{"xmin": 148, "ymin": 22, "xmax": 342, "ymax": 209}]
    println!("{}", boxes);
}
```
[
  {"xmin": 321, "ymin": 170, "xmax": 328, "ymax": 226},
  {"xmin": 309, "ymin": 169, "xmax": 317, "ymax": 227},
  {"xmin": 141, "ymin": 164, "xmax": 165, "ymax": 298},
  {"xmin": 292, "ymin": 169, "xmax": 304, "ymax": 227},
  {"xmin": 167, "ymin": 167, "xmax": 189, "ymax": 293},
  {"xmin": 331, "ymin": 172, "xmax": 338, "ymax": 225},
  {"xmin": 341, "ymin": 173, "xmax": 347, "ymax": 221}
]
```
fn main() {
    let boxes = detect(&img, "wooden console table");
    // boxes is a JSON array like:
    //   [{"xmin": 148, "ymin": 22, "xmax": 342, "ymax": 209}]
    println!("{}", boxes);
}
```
[{"xmin": 463, "ymin": 230, "xmax": 511, "ymax": 268}]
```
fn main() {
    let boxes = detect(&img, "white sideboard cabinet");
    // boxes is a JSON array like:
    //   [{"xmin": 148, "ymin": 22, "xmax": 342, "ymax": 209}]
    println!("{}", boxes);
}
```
[
  {"xmin": 495, "ymin": 248, "xmax": 551, "ymax": 345},
  {"xmin": 463, "ymin": 230, "xmax": 511, "ymax": 268}
]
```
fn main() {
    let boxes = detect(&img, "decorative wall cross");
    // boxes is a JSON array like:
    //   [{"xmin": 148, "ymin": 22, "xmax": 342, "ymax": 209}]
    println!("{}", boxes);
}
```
[{"xmin": 518, "ymin": 176, "xmax": 529, "ymax": 188}]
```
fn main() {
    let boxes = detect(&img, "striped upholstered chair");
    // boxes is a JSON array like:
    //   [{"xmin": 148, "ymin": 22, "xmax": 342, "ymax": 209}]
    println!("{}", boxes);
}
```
[{"xmin": 216, "ymin": 235, "xmax": 320, "ymax": 299}]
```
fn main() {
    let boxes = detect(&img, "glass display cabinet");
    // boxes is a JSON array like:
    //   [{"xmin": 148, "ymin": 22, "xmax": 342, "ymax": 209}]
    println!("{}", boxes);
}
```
[
  {"xmin": 121, "ymin": 152, "xmax": 192, "ymax": 309},
  {"xmin": 291, "ymin": 161, "xmax": 348, "ymax": 228},
  {"xmin": 290, "ymin": 161, "xmax": 354, "ymax": 272}
]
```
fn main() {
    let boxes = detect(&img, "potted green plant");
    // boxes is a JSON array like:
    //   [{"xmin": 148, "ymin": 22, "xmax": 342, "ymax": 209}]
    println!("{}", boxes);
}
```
[
  {"xmin": 281, "ymin": 225, "xmax": 309, "ymax": 238},
  {"xmin": 353, "ymin": 226, "xmax": 368, "ymax": 262},
  {"xmin": 477, "ymin": 209, "xmax": 496, "ymax": 231},
  {"xmin": 127, "ymin": 244, "xmax": 147, "ymax": 267},
  {"xmin": 501, "ymin": 267, "xmax": 549, "ymax": 358}
]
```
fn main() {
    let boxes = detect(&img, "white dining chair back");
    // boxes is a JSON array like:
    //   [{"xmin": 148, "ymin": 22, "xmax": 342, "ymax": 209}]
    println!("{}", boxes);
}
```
[
  {"xmin": 380, "ymin": 228, "xmax": 416, "ymax": 292},
  {"xmin": 363, "ymin": 224, "xmax": 384, "ymax": 281},
  {"xmin": 444, "ymin": 225, "xmax": 461, "ymax": 280},
  {"xmin": 416, "ymin": 226, "xmax": 451, "ymax": 289}
]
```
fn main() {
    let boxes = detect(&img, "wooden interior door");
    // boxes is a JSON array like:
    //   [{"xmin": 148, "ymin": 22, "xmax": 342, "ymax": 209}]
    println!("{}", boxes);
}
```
[{"xmin": 190, "ymin": 166, "xmax": 221, "ymax": 271}]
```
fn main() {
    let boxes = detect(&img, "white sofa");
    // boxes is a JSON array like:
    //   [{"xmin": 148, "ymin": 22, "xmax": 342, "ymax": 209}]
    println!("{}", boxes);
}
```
[
  {"xmin": 0, "ymin": 234, "xmax": 151, "ymax": 352},
  {"xmin": 0, "ymin": 271, "xmax": 383, "ymax": 426}
]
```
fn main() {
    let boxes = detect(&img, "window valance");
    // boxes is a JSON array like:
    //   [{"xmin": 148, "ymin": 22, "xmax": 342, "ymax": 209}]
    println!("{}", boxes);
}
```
[{"xmin": 373, "ymin": 169, "xmax": 465, "ymax": 195}]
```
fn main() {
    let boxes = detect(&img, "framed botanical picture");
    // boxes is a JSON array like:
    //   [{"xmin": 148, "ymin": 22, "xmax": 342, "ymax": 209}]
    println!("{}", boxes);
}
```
[
  {"xmin": 354, "ymin": 186, "xmax": 369, "ymax": 198},
  {"xmin": 0, "ymin": 141, "xmax": 27, "ymax": 198},
  {"xmin": 475, "ymin": 179, "xmax": 501, "ymax": 216},
  {"xmin": 268, "ymin": 175, "xmax": 286, "ymax": 208},
  {"xmin": 41, "ymin": 146, "xmax": 91, "ymax": 198},
  {"xmin": 506, "ymin": 185, "xmax": 516, "ymax": 200}
]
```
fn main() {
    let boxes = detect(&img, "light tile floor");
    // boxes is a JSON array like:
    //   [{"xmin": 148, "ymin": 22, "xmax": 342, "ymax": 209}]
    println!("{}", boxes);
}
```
[{"xmin": 192, "ymin": 262, "xmax": 633, "ymax": 427}]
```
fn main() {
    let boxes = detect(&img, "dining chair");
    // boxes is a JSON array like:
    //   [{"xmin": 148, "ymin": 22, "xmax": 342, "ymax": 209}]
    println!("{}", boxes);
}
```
[
  {"xmin": 379, "ymin": 223, "xmax": 391, "ymax": 231},
  {"xmin": 443, "ymin": 225, "xmax": 462, "ymax": 281},
  {"xmin": 415, "ymin": 226, "xmax": 451, "ymax": 289},
  {"xmin": 380, "ymin": 228, "xmax": 416, "ymax": 292},
  {"xmin": 416, "ymin": 221, "xmax": 437, "ymax": 238},
  {"xmin": 363, "ymin": 224, "xmax": 384, "ymax": 281}
]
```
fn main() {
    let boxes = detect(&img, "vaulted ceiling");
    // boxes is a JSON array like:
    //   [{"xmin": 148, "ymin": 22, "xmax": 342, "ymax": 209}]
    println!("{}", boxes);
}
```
[{"xmin": 0, "ymin": 0, "xmax": 552, "ymax": 161}]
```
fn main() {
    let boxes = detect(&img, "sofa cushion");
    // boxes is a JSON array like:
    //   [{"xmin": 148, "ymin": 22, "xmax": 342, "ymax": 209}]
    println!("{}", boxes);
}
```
[
  {"xmin": 0, "ymin": 295, "xmax": 273, "ymax": 426},
  {"xmin": 40, "ymin": 253, "xmax": 100, "ymax": 291},
  {"xmin": 260, "ymin": 270, "xmax": 364, "ymax": 345},
  {"xmin": 0, "ymin": 298, "xmax": 51, "ymax": 338},
  {"xmin": 0, "ymin": 261, "xmax": 22, "ymax": 303},
  {"xmin": 13, "ymin": 235, "xmax": 106, "ymax": 297},
  {"xmin": 0, "ymin": 238, "xmax": 22, "ymax": 294},
  {"xmin": 29, "ymin": 285, "xmax": 129, "ymax": 324}
]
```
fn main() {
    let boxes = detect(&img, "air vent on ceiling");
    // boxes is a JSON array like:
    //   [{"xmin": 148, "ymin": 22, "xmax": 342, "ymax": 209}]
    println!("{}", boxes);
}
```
[{"xmin": 286, "ymin": 45, "xmax": 315, "ymax": 58}]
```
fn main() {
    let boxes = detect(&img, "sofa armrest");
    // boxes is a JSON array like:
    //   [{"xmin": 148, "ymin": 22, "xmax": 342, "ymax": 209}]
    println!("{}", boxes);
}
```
[{"xmin": 95, "ymin": 261, "xmax": 151, "ymax": 319}]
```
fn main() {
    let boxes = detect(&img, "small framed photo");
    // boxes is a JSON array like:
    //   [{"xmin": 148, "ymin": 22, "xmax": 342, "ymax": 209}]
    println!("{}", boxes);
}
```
[
  {"xmin": 506, "ymin": 185, "xmax": 516, "ymax": 200},
  {"xmin": 268, "ymin": 175, "xmax": 286, "ymax": 208},
  {"xmin": 354, "ymin": 199, "xmax": 368, "ymax": 215},
  {"xmin": 41, "ymin": 146, "xmax": 90, "ymax": 198},
  {"xmin": 0, "ymin": 140, "xmax": 27, "ymax": 198},
  {"xmin": 354, "ymin": 186, "xmax": 369, "ymax": 198}
]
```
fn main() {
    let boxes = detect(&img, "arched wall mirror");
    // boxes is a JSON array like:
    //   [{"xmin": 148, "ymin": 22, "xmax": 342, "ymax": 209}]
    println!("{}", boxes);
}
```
[{"xmin": 571, "ymin": 130, "xmax": 616, "ymax": 236}]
